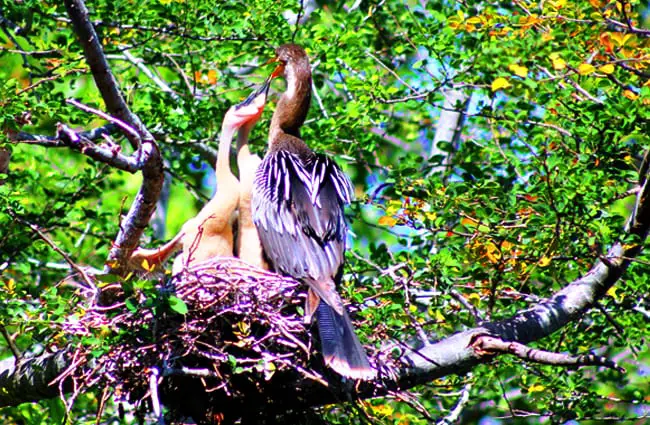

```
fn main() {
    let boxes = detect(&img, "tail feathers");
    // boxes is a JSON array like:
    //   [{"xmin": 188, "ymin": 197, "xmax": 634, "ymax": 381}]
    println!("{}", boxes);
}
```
[{"xmin": 316, "ymin": 302, "xmax": 376, "ymax": 380}]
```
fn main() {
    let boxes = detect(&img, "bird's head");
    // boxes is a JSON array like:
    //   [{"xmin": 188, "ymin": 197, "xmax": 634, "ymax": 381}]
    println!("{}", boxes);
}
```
[{"xmin": 266, "ymin": 43, "xmax": 311, "ymax": 83}]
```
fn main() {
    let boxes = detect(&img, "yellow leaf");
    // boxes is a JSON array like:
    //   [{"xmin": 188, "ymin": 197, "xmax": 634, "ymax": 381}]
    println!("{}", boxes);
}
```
[
  {"xmin": 386, "ymin": 200, "xmax": 402, "ymax": 215},
  {"xmin": 467, "ymin": 292, "xmax": 481, "ymax": 306},
  {"xmin": 520, "ymin": 14, "xmax": 541, "ymax": 27},
  {"xmin": 141, "ymin": 258, "xmax": 154, "ymax": 272},
  {"xmin": 538, "ymin": 256, "xmax": 552, "ymax": 267},
  {"xmin": 528, "ymin": 384, "xmax": 545, "ymax": 393},
  {"xmin": 542, "ymin": 32, "xmax": 554, "ymax": 42},
  {"xmin": 237, "ymin": 321, "xmax": 250, "ymax": 335},
  {"xmin": 461, "ymin": 216, "xmax": 479, "ymax": 228},
  {"xmin": 105, "ymin": 260, "xmax": 119, "ymax": 269},
  {"xmin": 598, "ymin": 64, "xmax": 615, "ymax": 74},
  {"xmin": 607, "ymin": 286, "xmax": 623, "ymax": 302},
  {"xmin": 508, "ymin": 63, "xmax": 528, "ymax": 78},
  {"xmin": 623, "ymin": 89, "xmax": 639, "ymax": 100},
  {"xmin": 578, "ymin": 63, "xmax": 596, "ymax": 75},
  {"xmin": 467, "ymin": 16, "xmax": 482, "ymax": 25},
  {"xmin": 434, "ymin": 309, "xmax": 445, "ymax": 323},
  {"xmin": 491, "ymin": 77, "xmax": 511, "ymax": 91},
  {"xmin": 5, "ymin": 278, "xmax": 15, "ymax": 295},
  {"xmin": 425, "ymin": 211, "xmax": 437, "ymax": 221},
  {"xmin": 549, "ymin": 53, "xmax": 566, "ymax": 70},
  {"xmin": 610, "ymin": 32, "xmax": 632, "ymax": 47},
  {"xmin": 484, "ymin": 242, "xmax": 501, "ymax": 263},
  {"xmin": 378, "ymin": 215, "xmax": 398, "ymax": 227},
  {"xmin": 372, "ymin": 404, "xmax": 394, "ymax": 416},
  {"xmin": 207, "ymin": 69, "xmax": 218, "ymax": 85}
]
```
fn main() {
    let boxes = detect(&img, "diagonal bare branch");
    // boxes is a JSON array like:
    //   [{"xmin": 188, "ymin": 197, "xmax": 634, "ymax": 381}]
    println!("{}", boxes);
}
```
[{"xmin": 63, "ymin": 0, "xmax": 164, "ymax": 275}]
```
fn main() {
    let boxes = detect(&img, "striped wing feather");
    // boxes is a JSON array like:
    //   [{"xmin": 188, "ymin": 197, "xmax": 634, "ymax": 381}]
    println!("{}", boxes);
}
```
[{"xmin": 252, "ymin": 150, "xmax": 353, "ymax": 311}]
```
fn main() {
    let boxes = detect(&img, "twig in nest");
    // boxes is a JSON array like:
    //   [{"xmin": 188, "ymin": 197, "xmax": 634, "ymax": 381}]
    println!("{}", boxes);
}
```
[{"xmin": 149, "ymin": 367, "xmax": 165, "ymax": 425}]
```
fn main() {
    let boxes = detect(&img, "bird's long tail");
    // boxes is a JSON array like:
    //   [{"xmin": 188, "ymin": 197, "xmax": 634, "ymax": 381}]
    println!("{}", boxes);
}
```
[{"xmin": 316, "ymin": 301, "xmax": 376, "ymax": 380}]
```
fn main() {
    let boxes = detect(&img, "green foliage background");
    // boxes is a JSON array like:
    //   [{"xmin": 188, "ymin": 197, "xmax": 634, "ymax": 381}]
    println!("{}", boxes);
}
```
[{"xmin": 0, "ymin": 0, "xmax": 649, "ymax": 423}]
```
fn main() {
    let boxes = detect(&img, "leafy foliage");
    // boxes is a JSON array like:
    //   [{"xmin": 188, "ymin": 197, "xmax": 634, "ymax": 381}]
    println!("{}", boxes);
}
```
[{"xmin": 1, "ymin": 0, "xmax": 649, "ymax": 424}]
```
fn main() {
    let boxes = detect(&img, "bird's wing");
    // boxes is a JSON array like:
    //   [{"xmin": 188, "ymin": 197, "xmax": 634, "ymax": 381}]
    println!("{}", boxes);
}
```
[{"xmin": 252, "ymin": 150, "xmax": 352, "ymax": 313}]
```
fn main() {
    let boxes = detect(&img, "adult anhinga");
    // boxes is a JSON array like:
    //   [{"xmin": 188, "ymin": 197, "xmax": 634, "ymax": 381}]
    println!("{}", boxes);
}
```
[
  {"xmin": 252, "ymin": 44, "xmax": 375, "ymax": 380},
  {"xmin": 129, "ymin": 80, "xmax": 271, "ymax": 272}
]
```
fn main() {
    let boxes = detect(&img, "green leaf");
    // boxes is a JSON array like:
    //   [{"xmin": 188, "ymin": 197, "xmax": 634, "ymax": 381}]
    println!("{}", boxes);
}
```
[{"xmin": 168, "ymin": 296, "xmax": 188, "ymax": 315}]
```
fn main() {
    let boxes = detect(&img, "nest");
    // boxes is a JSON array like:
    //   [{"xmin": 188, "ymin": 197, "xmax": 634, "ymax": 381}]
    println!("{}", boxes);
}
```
[{"xmin": 65, "ymin": 257, "xmax": 328, "ymax": 423}]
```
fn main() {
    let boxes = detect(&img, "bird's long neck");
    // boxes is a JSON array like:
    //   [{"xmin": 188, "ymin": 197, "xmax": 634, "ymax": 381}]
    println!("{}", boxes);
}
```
[
  {"xmin": 269, "ymin": 63, "xmax": 312, "ymax": 148},
  {"xmin": 217, "ymin": 124, "xmax": 237, "ymax": 179},
  {"xmin": 236, "ymin": 122, "xmax": 253, "ymax": 162}
]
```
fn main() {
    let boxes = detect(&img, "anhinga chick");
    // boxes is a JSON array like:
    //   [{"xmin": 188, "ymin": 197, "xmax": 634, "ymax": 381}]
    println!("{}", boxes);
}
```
[
  {"xmin": 252, "ymin": 44, "xmax": 376, "ymax": 380},
  {"xmin": 129, "ymin": 80, "xmax": 271, "ymax": 273},
  {"xmin": 235, "ymin": 107, "xmax": 269, "ymax": 270}
]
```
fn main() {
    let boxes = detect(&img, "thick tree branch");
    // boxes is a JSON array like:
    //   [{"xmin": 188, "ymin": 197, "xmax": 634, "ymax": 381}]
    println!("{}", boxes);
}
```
[
  {"xmin": 63, "ymin": 0, "xmax": 163, "ymax": 274},
  {"xmin": 0, "ymin": 352, "xmax": 70, "ymax": 408}
]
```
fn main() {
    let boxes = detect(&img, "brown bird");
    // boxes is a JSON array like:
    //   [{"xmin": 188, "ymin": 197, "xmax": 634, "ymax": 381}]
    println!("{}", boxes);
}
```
[
  {"xmin": 252, "ymin": 44, "xmax": 375, "ymax": 380},
  {"xmin": 129, "ymin": 79, "xmax": 271, "ymax": 273}
]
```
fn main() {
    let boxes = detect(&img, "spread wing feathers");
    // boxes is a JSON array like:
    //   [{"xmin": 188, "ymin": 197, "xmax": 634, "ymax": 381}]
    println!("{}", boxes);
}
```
[{"xmin": 252, "ymin": 150, "xmax": 353, "ymax": 313}]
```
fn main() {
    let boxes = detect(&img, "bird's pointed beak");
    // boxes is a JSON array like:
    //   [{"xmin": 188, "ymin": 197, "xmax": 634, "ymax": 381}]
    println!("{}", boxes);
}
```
[
  {"xmin": 236, "ymin": 74, "xmax": 272, "ymax": 111},
  {"xmin": 265, "ymin": 56, "xmax": 285, "ymax": 79},
  {"xmin": 226, "ymin": 74, "xmax": 273, "ymax": 129},
  {"xmin": 225, "ymin": 55, "xmax": 284, "ymax": 129}
]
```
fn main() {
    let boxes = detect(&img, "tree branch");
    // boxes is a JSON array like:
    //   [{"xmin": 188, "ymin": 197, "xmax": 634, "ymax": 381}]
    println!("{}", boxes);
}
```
[
  {"xmin": 10, "ymin": 123, "xmax": 145, "ymax": 172},
  {"xmin": 0, "ymin": 352, "xmax": 70, "ymax": 408},
  {"xmin": 469, "ymin": 335, "xmax": 624, "ymax": 372},
  {"xmin": 63, "ymin": 0, "xmax": 163, "ymax": 275}
]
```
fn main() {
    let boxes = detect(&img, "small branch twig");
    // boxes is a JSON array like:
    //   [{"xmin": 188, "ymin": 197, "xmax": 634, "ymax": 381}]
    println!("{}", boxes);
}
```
[
  {"xmin": 470, "ymin": 335, "xmax": 625, "ymax": 373},
  {"xmin": 605, "ymin": 19, "xmax": 650, "ymax": 37},
  {"xmin": 366, "ymin": 49, "xmax": 417, "ymax": 93},
  {"xmin": 121, "ymin": 50, "xmax": 180, "ymax": 100},
  {"xmin": 66, "ymin": 99, "xmax": 141, "ymax": 142},
  {"xmin": 291, "ymin": 0, "xmax": 305, "ymax": 42},
  {"xmin": 0, "ymin": 325, "xmax": 22, "ymax": 363},
  {"xmin": 18, "ymin": 217, "xmax": 97, "ymax": 292},
  {"xmin": 163, "ymin": 367, "xmax": 219, "ymax": 378},
  {"xmin": 449, "ymin": 290, "xmax": 484, "ymax": 325},
  {"xmin": 11, "ymin": 124, "xmax": 116, "ymax": 144},
  {"xmin": 437, "ymin": 382, "xmax": 472, "ymax": 425}
]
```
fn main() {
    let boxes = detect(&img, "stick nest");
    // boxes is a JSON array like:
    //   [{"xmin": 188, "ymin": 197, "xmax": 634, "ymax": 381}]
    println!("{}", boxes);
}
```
[{"xmin": 65, "ymin": 257, "xmax": 322, "ymax": 421}]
